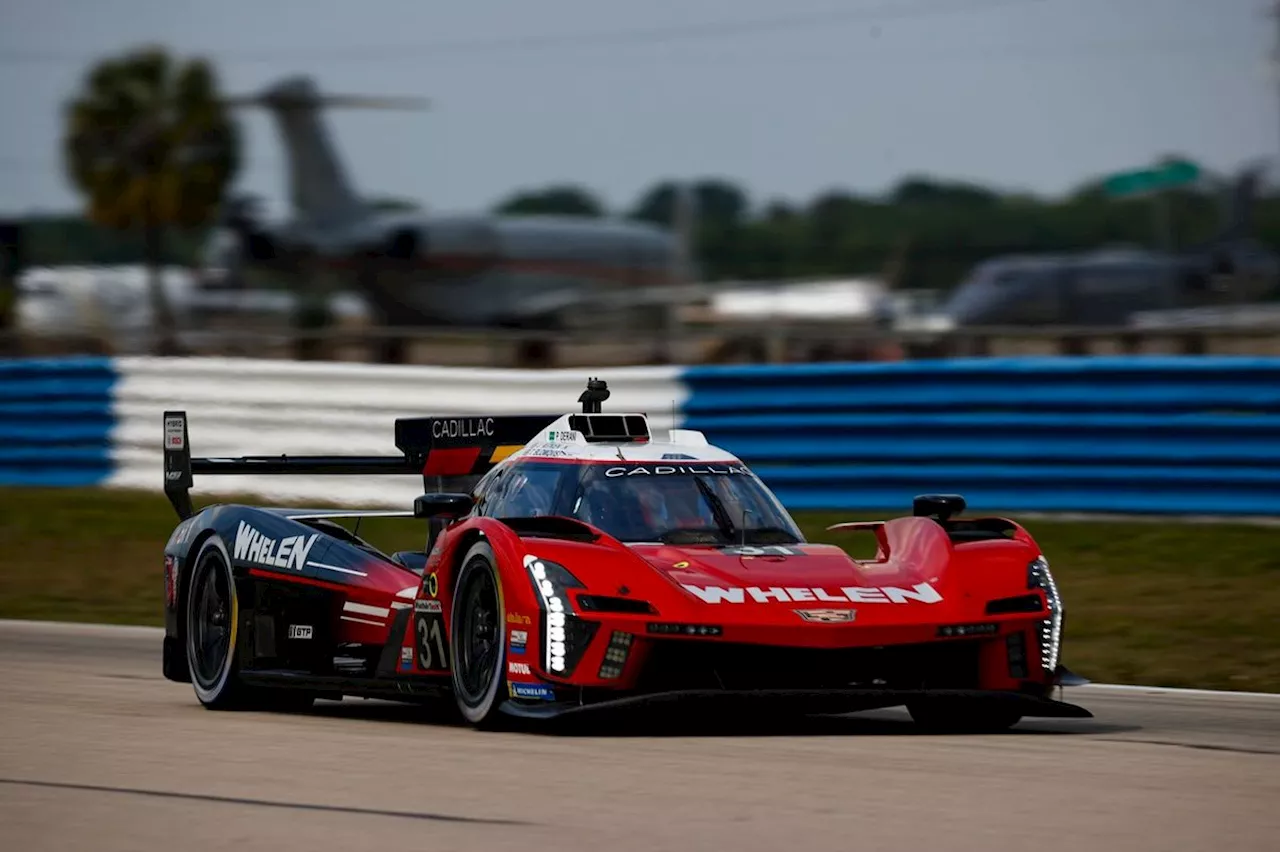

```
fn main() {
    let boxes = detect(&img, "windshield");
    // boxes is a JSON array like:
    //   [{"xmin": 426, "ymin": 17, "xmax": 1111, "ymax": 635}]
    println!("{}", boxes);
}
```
[{"xmin": 482, "ymin": 461, "xmax": 804, "ymax": 545}]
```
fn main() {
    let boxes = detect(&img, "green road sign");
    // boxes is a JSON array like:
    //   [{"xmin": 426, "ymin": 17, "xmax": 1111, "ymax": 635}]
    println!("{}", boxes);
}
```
[{"xmin": 1103, "ymin": 160, "xmax": 1200, "ymax": 198}]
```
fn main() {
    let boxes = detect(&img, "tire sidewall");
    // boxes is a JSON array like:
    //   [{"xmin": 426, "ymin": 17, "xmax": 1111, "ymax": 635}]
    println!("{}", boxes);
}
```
[
  {"xmin": 185, "ymin": 535, "xmax": 240, "ymax": 706},
  {"xmin": 449, "ymin": 541, "xmax": 507, "ymax": 724}
]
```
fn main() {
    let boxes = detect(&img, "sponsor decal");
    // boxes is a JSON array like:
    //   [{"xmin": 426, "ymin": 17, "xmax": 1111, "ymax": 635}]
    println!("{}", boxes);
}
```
[
  {"xmin": 795, "ymin": 609, "xmax": 856, "ymax": 624},
  {"xmin": 287, "ymin": 624, "xmax": 314, "ymax": 639},
  {"xmin": 510, "ymin": 629, "xmax": 528, "ymax": 654},
  {"xmin": 508, "ymin": 661, "xmax": 532, "ymax": 675},
  {"xmin": 661, "ymin": 453, "xmax": 697, "ymax": 460},
  {"xmin": 509, "ymin": 682, "xmax": 555, "ymax": 701},
  {"xmin": 164, "ymin": 416, "xmax": 185, "ymax": 449},
  {"xmin": 433, "ymin": 418, "xmax": 494, "ymax": 439},
  {"xmin": 682, "ymin": 582, "xmax": 943, "ymax": 605},
  {"xmin": 233, "ymin": 522, "xmax": 318, "ymax": 572},
  {"xmin": 415, "ymin": 599, "xmax": 443, "ymax": 613},
  {"xmin": 164, "ymin": 556, "xmax": 177, "ymax": 608},
  {"xmin": 605, "ymin": 464, "xmax": 749, "ymax": 478},
  {"xmin": 524, "ymin": 444, "xmax": 574, "ymax": 458},
  {"xmin": 673, "ymin": 561, "xmax": 690, "ymax": 569},
  {"xmin": 506, "ymin": 612, "xmax": 531, "ymax": 625},
  {"xmin": 425, "ymin": 572, "xmax": 439, "ymax": 598},
  {"xmin": 165, "ymin": 470, "xmax": 183, "ymax": 481},
  {"xmin": 721, "ymin": 545, "xmax": 800, "ymax": 557},
  {"xmin": 399, "ymin": 647, "xmax": 414, "ymax": 671},
  {"xmin": 168, "ymin": 517, "xmax": 197, "ymax": 548}
]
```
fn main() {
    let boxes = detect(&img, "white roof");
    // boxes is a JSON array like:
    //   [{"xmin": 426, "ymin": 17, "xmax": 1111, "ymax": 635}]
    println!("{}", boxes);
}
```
[{"xmin": 510, "ymin": 414, "xmax": 741, "ymax": 465}]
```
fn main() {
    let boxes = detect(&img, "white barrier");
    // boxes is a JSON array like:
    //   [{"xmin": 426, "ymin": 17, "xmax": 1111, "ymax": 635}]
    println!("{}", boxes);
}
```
[{"xmin": 109, "ymin": 357, "xmax": 686, "ymax": 507}]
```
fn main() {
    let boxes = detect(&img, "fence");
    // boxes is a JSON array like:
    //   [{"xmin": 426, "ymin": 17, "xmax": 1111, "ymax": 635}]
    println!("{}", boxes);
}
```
[
  {"xmin": 682, "ymin": 356, "xmax": 1280, "ymax": 515},
  {"xmin": 2, "ymin": 354, "xmax": 1279, "ymax": 515}
]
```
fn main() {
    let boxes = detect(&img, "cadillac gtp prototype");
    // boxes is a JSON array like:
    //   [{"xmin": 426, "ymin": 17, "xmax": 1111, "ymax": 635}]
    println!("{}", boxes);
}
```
[{"xmin": 160, "ymin": 379, "xmax": 1090, "ymax": 731}]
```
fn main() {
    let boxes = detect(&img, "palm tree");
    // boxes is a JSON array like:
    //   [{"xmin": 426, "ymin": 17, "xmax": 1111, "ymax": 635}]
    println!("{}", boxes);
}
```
[{"xmin": 63, "ymin": 45, "xmax": 240, "ymax": 354}]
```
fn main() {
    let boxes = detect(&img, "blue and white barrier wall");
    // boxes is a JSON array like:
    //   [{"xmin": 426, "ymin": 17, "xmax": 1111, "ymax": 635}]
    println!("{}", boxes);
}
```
[
  {"xmin": 2, "ymin": 355, "xmax": 1278, "ymax": 515},
  {"xmin": 0, "ymin": 357, "xmax": 118, "ymax": 487},
  {"xmin": 681, "ymin": 356, "xmax": 1280, "ymax": 516}
]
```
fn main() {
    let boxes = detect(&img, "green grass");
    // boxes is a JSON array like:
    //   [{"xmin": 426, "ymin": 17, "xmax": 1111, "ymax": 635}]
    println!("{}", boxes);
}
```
[{"xmin": 1, "ymin": 487, "xmax": 1277, "ymax": 692}]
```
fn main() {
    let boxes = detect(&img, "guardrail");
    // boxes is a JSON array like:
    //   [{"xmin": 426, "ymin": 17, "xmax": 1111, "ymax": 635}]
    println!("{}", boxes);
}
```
[
  {"xmin": 681, "ymin": 356, "xmax": 1280, "ymax": 515},
  {"xmin": 2, "ymin": 354, "xmax": 1278, "ymax": 516},
  {"xmin": 0, "ymin": 357, "xmax": 117, "ymax": 486}
]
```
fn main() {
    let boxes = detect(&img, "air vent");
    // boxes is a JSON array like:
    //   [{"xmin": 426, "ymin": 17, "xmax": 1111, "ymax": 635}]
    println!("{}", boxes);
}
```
[
  {"xmin": 985, "ymin": 594, "xmax": 1045, "ymax": 615},
  {"xmin": 568, "ymin": 414, "xmax": 650, "ymax": 443},
  {"xmin": 576, "ymin": 595, "xmax": 655, "ymax": 614}
]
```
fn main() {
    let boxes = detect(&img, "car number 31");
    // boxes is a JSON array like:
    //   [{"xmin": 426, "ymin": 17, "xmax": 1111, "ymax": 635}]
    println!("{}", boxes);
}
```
[{"xmin": 415, "ymin": 614, "xmax": 449, "ymax": 670}]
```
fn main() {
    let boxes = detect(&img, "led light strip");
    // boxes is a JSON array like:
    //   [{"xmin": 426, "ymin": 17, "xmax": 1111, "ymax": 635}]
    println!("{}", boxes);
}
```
[{"xmin": 523, "ymin": 555, "xmax": 567, "ymax": 674}]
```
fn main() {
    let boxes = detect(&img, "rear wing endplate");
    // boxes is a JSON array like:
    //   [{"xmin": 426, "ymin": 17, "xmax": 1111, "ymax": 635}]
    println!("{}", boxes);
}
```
[{"xmin": 161, "ymin": 410, "xmax": 558, "ymax": 521}]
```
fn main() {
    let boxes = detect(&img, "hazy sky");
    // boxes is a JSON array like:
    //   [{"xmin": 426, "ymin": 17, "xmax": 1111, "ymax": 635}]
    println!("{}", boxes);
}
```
[{"xmin": 0, "ymin": 0, "xmax": 1274, "ymax": 218}]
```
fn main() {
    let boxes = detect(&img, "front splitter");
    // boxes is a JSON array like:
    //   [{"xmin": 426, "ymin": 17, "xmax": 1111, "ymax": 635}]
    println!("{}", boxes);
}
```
[{"xmin": 500, "ymin": 686, "xmax": 1092, "ymax": 720}]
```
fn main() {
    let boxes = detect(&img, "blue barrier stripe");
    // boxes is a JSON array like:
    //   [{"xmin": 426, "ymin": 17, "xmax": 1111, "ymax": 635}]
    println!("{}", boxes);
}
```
[
  {"xmin": 0, "ymin": 401, "xmax": 120, "ymax": 418},
  {"xmin": 0, "ymin": 357, "xmax": 117, "ymax": 488},
  {"xmin": 0, "ymin": 467, "xmax": 115, "ymax": 487},
  {"xmin": 0, "ymin": 448, "xmax": 113, "ymax": 465},
  {"xmin": 0, "ymin": 356, "xmax": 116, "ymax": 377},
  {"xmin": 686, "ymin": 412, "xmax": 1280, "ymax": 434},
  {"xmin": 715, "ymin": 436, "xmax": 1280, "ymax": 464},
  {"xmin": 775, "ymin": 488, "xmax": 1280, "ymax": 516},
  {"xmin": 0, "ymin": 422, "xmax": 123, "ymax": 440},
  {"xmin": 681, "ymin": 355, "xmax": 1280, "ymax": 383},
  {"xmin": 681, "ymin": 383, "xmax": 1280, "ymax": 414},
  {"xmin": 750, "ymin": 462, "xmax": 1280, "ymax": 486},
  {"xmin": 2, "ymin": 377, "xmax": 118, "ymax": 403}
]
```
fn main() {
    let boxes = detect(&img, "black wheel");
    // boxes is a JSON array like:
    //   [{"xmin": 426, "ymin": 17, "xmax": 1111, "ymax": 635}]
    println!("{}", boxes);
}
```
[
  {"xmin": 449, "ymin": 542, "xmax": 507, "ymax": 727},
  {"xmin": 907, "ymin": 700, "xmax": 1022, "ymax": 733},
  {"xmin": 185, "ymin": 536, "xmax": 248, "ymax": 709},
  {"xmin": 185, "ymin": 536, "xmax": 316, "ymax": 713}
]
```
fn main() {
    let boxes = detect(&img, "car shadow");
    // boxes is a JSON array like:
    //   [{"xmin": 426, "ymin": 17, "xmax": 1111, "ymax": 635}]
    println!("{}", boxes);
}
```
[{"xmin": 296, "ymin": 697, "xmax": 1137, "ymax": 739}]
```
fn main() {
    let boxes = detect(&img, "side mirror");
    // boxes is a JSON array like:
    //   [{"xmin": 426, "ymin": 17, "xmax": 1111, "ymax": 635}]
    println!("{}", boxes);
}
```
[
  {"xmin": 913, "ymin": 493, "xmax": 966, "ymax": 522},
  {"xmin": 414, "ymin": 492, "xmax": 474, "ymax": 520}
]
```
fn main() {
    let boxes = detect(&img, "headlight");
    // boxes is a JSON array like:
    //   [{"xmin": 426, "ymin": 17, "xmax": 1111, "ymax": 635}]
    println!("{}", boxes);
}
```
[
  {"xmin": 522, "ymin": 554, "xmax": 597, "ymax": 676},
  {"xmin": 1027, "ymin": 555, "xmax": 1063, "ymax": 673}
]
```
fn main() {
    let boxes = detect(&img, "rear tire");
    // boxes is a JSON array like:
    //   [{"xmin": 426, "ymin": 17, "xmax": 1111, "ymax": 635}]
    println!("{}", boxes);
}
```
[
  {"xmin": 449, "ymin": 542, "xmax": 507, "ymax": 728},
  {"xmin": 907, "ymin": 700, "xmax": 1022, "ymax": 733},
  {"xmin": 185, "ymin": 536, "xmax": 317, "ymax": 714},
  {"xmin": 185, "ymin": 536, "xmax": 249, "ymax": 710}
]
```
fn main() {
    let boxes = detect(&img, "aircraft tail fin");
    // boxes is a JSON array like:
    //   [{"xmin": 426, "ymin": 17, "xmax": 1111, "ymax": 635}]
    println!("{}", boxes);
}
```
[{"xmin": 225, "ymin": 76, "xmax": 428, "ymax": 227}]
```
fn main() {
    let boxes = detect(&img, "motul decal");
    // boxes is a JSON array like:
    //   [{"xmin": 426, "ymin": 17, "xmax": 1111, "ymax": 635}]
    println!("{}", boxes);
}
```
[{"xmin": 681, "ymin": 583, "xmax": 942, "ymax": 605}]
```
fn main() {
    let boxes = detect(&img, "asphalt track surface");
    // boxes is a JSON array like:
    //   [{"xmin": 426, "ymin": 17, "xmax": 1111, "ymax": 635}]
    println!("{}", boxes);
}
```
[{"xmin": 1, "ymin": 621, "xmax": 1277, "ymax": 852}]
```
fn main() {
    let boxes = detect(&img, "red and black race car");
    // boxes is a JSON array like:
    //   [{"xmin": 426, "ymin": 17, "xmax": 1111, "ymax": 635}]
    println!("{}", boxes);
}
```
[{"xmin": 160, "ymin": 379, "xmax": 1090, "ymax": 730}]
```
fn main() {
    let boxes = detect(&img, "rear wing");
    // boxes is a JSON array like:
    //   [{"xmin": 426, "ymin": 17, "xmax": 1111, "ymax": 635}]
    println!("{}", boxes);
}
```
[{"xmin": 162, "ymin": 411, "xmax": 558, "ymax": 520}]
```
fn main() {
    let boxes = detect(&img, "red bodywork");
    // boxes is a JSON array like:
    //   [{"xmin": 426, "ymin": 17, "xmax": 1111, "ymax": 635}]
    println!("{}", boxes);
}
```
[{"xmin": 364, "ymin": 511, "xmax": 1062, "ymax": 704}]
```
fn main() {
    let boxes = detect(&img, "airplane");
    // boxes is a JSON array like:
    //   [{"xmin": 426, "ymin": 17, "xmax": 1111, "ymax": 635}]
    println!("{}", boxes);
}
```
[
  {"xmin": 933, "ymin": 166, "xmax": 1280, "ymax": 328},
  {"xmin": 201, "ymin": 76, "xmax": 686, "ymax": 342}
]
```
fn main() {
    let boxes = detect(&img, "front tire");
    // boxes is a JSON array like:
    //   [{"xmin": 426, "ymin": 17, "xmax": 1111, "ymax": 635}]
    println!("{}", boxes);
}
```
[
  {"xmin": 907, "ymin": 699, "xmax": 1022, "ymax": 733},
  {"xmin": 185, "ymin": 536, "xmax": 247, "ymax": 709},
  {"xmin": 449, "ymin": 542, "xmax": 507, "ymax": 728}
]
